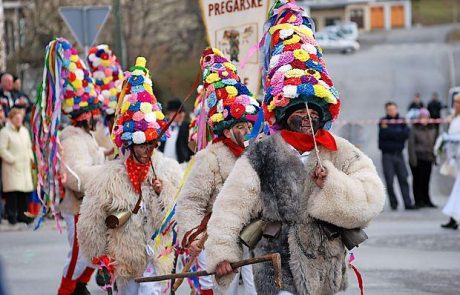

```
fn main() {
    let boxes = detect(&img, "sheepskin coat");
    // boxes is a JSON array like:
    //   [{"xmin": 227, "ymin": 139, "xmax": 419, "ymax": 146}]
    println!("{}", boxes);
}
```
[
  {"xmin": 205, "ymin": 133, "xmax": 385, "ymax": 295},
  {"xmin": 77, "ymin": 151, "xmax": 183, "ymax": 286},
  {"xmin": 0, "ymin": 123, "xmax": 34, "ymax": 193},
  {"xmin": 176, "ymin": 141, "xmax": 236, "ymax": 242},
  {"xmin": 59, "ymin": 126, "xmax": 106, "ymax": 215}
]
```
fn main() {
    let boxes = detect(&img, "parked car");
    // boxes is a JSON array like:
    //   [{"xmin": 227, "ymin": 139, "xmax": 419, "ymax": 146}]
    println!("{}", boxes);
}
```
[
  {"xmin": 324, "ymin": 22, "xmax": 359, "ymax": 41},
  {"xmin": 315, "ymin": 32, "xmax": 360, "ymax": 54}
]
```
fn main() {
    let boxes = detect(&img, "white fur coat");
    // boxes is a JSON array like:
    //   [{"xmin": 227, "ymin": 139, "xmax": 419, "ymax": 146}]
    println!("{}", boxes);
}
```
[
  {"xmin": 176, "ymin": 141, "xmax": 236, "ymax": 242},
  {"xmin": 205, "ymin": 133, "xmax": 385, "ymax": 294},
  {"xmin": 59, "ymin": 126, "xmax": 106, "ymax": 215},
  {"xmin": 77, "ymin": 151, "xmax": 183, "ymax": 286}
]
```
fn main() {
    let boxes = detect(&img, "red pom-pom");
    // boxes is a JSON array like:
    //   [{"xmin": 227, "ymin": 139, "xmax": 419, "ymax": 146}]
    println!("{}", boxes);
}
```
[
  {"xmin": 284, "ymin": 77, "xmax": 301, "ymax": 86},
  {"xmin": 328, "ymin": 99, "xmax": 341, "ymax": 120},
  {"xmin": 230, "ymin": 103, "xmax": 245, "ymax": 119}
]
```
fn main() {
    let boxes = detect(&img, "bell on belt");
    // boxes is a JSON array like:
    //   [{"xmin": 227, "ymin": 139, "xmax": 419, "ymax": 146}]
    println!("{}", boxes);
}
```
[
  {"xmin": 240, "ymin": 219, "xmax": 265, "ymax": 249},
  {"xmin": 105, "ymin": 211, "xmax": 132, "ymax": 229}
]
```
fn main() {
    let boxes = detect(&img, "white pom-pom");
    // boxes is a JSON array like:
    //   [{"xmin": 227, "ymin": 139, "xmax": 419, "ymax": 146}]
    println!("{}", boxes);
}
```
[
  {"xmin": 196, "ymin": 84, "xmax": 204, "ymax": 93},
  {"xmin": 246, "ymin": 105, "xmax": 256, "ymax": 114},
  {"xmin": 75, "ymin": 69, "xmax": 84, "ymax": 80},
  {"xmin": 269, "ymin": 55, "xmax": 280, "ymax": 69},
  {"xmin": 144, "ymin": 112, "xmax": 156, "ymax": 123},
  {"xmin": 283, "ymin": 85, "xmax": 298, "ymax": 98},
  {"xmin": 132, "ymin": 131, "xmax": 146, "ymax": 144},
  {"xmin": 101, "ymin": 90, "xmax": 111, "ymax": 99},
  {"xmin": 278, "ymin": 64, "xmax": 292, "ymax": 74},
  {"xmin": 280, "ymin": 28, "xmax": 294, "ymax": 40}
]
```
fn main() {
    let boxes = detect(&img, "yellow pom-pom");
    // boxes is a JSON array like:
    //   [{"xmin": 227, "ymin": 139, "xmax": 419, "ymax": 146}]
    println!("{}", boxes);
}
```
[
  {"xmin": 72, "ymin": 79, "xmax": 82, "ymax": 89},
  {"xmin": 225, "ymin": 86, "xmax": 238, "ymax": 97},
  {"xmin": 210, "ymin": 113, "xmax": 224, "ymax": 123},
  {"xmin": 68, "ymin": 62, "xmax": 77, "ymax": 72},
  {"xmin": 140, "ymin": 102, "xmax": 152, "ymax": 113},
  {"xmin": 135, "ymin": 57, "xmax": 147, "ymax": 68},
  {"xmin": 109, "ymin": 88, "xmax": 118, "ymax": 97},
  {"xmin": 224, "ymin": 62, "xmax": 236, "ymax": 71},
  {"xmin": 212, "ymin": 48, "xmax": 225, "ymax": 57},
  {"xmin": 285, "ymin": 69, "xmax": 304, "ymax": 78},
  {"xmin": 206, "ymin": 73, "xmax": 220, "ymax": 84},
  {"xmin": 313, "ymin": 84, "xmax": 336, "ymax": 103},
  {"xmin": 154, "ymin": 111, "xmax": 165, "ymax": 120},
  {"xmin": 144, "ymin": 83, "xmax": 153, "ymax": 95},
  {"xmin": 70, "ymin": 55, "xmax": 79, "ymax": 63},
  {"xmin": 121, "ymin": 101, "xmax": 130, "ymax": 113},
  {"xmin": 108, "ymin": 101, "xmax": 117, "ymax": 110},
  {"xmin": 64, "ymin": 98, "xmax": 74, "ymax": 107},
  {"xmin": 283, "ymin": 34, "xmax": 301, "ymax": 45},
  {"xmin": 80, "ymin": 101, "xmax": 89, "ymax": 107},
  {"xmin": 267, "ymin": 100, "xmax": 276, "ymax": 112},
  {"xmin": 293, "ymin": 49, "xmax": 309, "ymax": 62}
]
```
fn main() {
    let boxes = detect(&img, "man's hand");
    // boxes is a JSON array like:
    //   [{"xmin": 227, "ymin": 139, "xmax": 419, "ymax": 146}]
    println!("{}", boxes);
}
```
[
  {"xmin": 312, "ymin": 165, "xmax": 328, "ymax": 189},
  {"xmin": 104, "ymin": 147, "xmax": 115, "ymax": 157},
  {"xmin": 152, "ymin": 179, "xmax": 162, "ymax": 194},
  {"xmin": 215, "ymin": 261, "xmax": 238, "ymax": 278},
  {"xmin": 188, "ymin": 239, "xmax": 203, "ymax": 257}
]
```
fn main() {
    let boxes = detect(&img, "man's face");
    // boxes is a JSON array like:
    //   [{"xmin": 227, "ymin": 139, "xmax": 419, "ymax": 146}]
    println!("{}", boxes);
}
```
[
  {"xmin": 132, "ymin": 142, "xmax": 156, "ymax": 164},
  {"xmin": 13, "ymin": 79, "xmax": 21, "ymax": 91},
  {"xmin": 286, "ymin": 108, "xmax": 320, "ymax": 135},
  {"xmin": 11, "ymin": 113, "xmax": 24, "ymax": 128},
  {"xmin": 1, "ymin": 74, "xmax": 13, "ymax": 92},
  {"xmin": 386, "ymin": 104, "xmax": 398, "ymax": 118},
  {"xmin": 454, "ymin": 100, "xmax": 460, "ymax": 114},
  {"xmin": 224, "ymin": 122, "xmax": 253, "ymax": 147}
]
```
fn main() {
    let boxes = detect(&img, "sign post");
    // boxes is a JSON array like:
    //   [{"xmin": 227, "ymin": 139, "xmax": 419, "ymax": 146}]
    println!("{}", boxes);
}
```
[
  {"xmin": 59, "ymin": 6, "xmax": 111, "ymax": 56},
  {"xmin": 198, "ymin": 0, "xmax": 271, "ymax": 97}
]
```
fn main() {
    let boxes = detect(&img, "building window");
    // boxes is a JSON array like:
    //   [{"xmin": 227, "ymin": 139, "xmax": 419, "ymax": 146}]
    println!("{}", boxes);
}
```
[
  {"xmin": 325, "ymin": 17, "xmax": 341, "ymax": 27},
  {"xmin": 350, "ymin": 8, "xmax": 364, "ymax": 28},
  {"xmin": 5, "ymin": 20, "xmax": 15, "ymax": 56}
]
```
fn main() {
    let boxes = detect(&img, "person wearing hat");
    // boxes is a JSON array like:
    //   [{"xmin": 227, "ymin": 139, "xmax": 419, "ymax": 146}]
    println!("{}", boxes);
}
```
[
  {"xmin": 204, "ymin": 1, "xmax": 385, "ymax": 295},
  {"xmin": 158, "ymin": 99, "xmax": 194, "ymax": 164},
  {"xmin": 176, "ymin": 48, "xmax": 259, "ymax": 295},
  {"xmin": 87, "ymin": 44, "xmax": 124, "ymax": 159},
  {"xmin": 77, "ymin": 57, "xmax": 182, "ymax": 294},
  {"xmin": 42, "ymin": 39, "xmax": 110, "ymax": 295}
]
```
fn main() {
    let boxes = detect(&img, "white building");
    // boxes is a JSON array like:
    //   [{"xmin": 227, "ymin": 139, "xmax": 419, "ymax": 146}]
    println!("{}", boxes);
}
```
[{"xmin": 300, "ymin": 0, "xmax": 412, "ymax": 31}]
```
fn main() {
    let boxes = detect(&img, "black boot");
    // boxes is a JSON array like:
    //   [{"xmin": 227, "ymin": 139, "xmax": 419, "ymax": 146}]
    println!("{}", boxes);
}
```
[
  {"xmin": 441, "ymin": 218, "xmax": 458, "ymax": 230},
  {"xmin": 72, "ymin": 282, "xmax": 91, "ymax": 295}
]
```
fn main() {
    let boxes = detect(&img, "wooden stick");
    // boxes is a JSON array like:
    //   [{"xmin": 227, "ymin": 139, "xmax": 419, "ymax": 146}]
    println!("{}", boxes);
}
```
[
  {"xmin": 135, "ymin": 253, "xmax": 282, "ymax": 289},
  {"xmin": 172, "ymin": 232, "xmax": 208, "ymax": 291}
]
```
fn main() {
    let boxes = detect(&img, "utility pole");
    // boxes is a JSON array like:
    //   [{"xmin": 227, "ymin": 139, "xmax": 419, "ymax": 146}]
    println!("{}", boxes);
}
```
[{"xmin": 113, "ymin": 0, "xmax": 125, "ymax": 68}]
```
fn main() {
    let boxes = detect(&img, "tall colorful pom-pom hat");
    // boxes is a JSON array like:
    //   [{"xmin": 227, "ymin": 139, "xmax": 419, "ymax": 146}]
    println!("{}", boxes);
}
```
[
  {"xmin": 87, "ymin": 44, "xmax": 124, "ymax": 115},
  {"xmin": 58, "ymin": 38, "xmax": 102, "ymax": 118},
  {"xmin": 200, "ymin": 47, "xmax": 260, "ymax": 136},
  {"xmin": 111, "ymin": 57, "xmax": 168, "ymax": 152},
  {"xmin": 32, "ymin": 37, "xmax": 101, "ymax": 229},
  {"xmin": 261, "ymin": 0, "xmax": 340, "ymax": 130}
]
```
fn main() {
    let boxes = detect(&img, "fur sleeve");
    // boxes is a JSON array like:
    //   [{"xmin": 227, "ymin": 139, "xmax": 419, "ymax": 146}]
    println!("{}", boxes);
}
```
[
  {"xmin": 77, "ymin": 166, "xmax": 110, "ymax": 261},
  {"xmin": 307, "ymin": 147, "xmax": 385, "ymax": 229},
  {"xmin": 205, "ymin": 155, "xmax": 262, "ymax": 289},
  {"xmin": 176, "ymin": 150, "xmax": 218, "ymax": 243},
  {"xmin": 60, "ymin": 135, "xmax": 97, "ymax": 193}
]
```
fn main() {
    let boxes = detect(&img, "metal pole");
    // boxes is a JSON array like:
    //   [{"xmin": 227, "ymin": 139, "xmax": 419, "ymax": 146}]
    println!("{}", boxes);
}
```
[{"xmin": 113, "ymin": 0, "xmax": 125, "ymax": 68}]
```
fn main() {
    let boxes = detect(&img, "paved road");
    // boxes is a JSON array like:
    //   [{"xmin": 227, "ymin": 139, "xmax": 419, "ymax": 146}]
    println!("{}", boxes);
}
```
[{"xmin": 1, "ymin": 195, "xmax": 459, "ymax": 295}]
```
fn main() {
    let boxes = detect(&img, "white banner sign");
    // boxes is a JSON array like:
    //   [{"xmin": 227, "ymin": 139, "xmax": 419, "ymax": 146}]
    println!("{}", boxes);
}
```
[{"xmin": 199, "ymin": 0, "xmax": 271, "ymax": 96}]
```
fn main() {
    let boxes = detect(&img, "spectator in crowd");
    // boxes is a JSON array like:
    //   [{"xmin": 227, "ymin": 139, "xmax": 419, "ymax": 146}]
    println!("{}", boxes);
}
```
[
  {"xmin": 408, "ymin": 108, "xmax": 437, "ymax": 208},
  {"xmin": 12, "ymin": 76, "xmax": 32, "ymax": 127},
  {"xmin": 0, "ymin": 73, "xmax": 18, "ymax": 116},
  {"xmin": 440, "ymin": 94, "xmax": 460, "ymax": 230},
  {"xmin": 0, "ymin": 108, "xmax": 34, "ymax": 224},
  {"xmin": 158, "ymin": 99, "xmax": 194, "ymax": 164},
  {"xmin": 408, "ymin": 93, "xmax": 424, "ymax": 111},
  {"xmin": 379, "ymin": 102, "xmax": 417, "ymax": 210},
  {"xmin": 0, "ymin": 105, "xmax": 5, "ymax": 223},
  {"xmin": 427, "ymin": 92, "xmax": 443, "ymax": 120}
]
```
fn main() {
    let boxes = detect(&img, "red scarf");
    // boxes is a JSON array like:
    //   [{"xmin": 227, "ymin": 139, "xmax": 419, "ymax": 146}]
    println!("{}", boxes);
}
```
[
  {"xmin": 280, "ymin": 129, "xmax": 337, "ymax": 154},
  {"xmin": 126, "ymin": 156, "xmax": 151, "ymax": 193},
  {"xmin": 213, "ymin": 137, "xmax": 245, "ymax": 157}
]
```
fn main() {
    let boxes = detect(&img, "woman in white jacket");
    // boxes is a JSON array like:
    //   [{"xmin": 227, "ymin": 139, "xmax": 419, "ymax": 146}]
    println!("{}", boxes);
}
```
[
  {"xmin": 441, "ymin": 94, "xmax": 460, "ymax": 230},
  {"xmin": 0, "ymin": 108, "xmax": 33, "ymax": 224}
]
